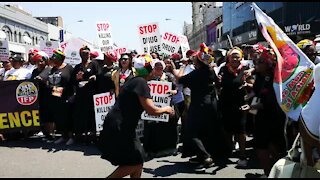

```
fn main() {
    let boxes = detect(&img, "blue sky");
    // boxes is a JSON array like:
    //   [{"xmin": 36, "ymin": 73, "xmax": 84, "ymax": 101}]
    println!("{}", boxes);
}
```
[{"xmin": 9, "ymin": 2, "xmax": 192, "ymax": 53}]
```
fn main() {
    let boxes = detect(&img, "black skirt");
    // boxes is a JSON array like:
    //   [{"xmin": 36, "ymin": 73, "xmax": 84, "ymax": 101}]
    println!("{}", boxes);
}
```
[{"xmin": 97, "ymin": 107, "xmax": 145, "ymax": 166}]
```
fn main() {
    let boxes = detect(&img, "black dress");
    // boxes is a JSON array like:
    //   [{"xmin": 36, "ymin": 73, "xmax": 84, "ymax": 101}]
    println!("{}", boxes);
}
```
[
  {"xmin": 46, "ymin": 64, "xmax": 74, "ymax": 132},
  {"xmin": 71, "ymin": 61, "xmax": 101, "ymax": 134},
  {"xmin": 98, "ymin": 76, "xmax": 151, "ymax": 166},
  {"xmin": 219, "ymin": 65, "xmax": 248, "ymax": 134},
  {"xmin": 178, "ymin": 66, "xmax": 228, "ymax": 159}
]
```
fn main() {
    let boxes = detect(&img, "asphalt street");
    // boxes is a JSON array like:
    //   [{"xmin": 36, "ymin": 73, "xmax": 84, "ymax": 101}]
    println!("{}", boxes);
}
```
[{"xmin": 0, "ymin": 135, "xmax": 264, "ymax": 178}]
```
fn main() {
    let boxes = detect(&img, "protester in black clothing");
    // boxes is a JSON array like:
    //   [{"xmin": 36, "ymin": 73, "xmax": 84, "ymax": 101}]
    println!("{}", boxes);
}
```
[
  {"xmin": 96, "ymin": 51, "xmax": 118, "ymax": 94},
  {"xmin": 240, "ymin": 46, "xmax": 286, "ymax": 176},
  {"xmin": 31, "ymin": 51, "xmax": 53, "ymax": 140},
  {"xmin": 46, "ymin": 49, "xmax": 74, "ymax": 145},
  {"xmin": 219, "ymin": 47, "xmax": 250, "ymax": 167},
  {"xmin": 176, "ymin": 43, "xmax": 228, "ymax": 171},
  {"xmin": 71, "ymin": 45, "xmax": 101, "ymax": 144},
  {"xmin": 98, "ymin": 54, "xmax": 174, "ymax": 178}
]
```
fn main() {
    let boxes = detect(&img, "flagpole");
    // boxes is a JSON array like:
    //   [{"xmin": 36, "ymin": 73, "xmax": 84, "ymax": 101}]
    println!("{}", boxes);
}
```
[{"xmin": 227, "ymin": 34, "xmax": 233, "ymax": 48}]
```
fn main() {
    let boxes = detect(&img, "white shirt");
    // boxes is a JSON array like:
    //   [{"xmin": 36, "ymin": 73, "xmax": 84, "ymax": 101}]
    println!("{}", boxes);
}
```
[
  {"xmin": 4, "ymin": 68, "xmax": 32, "ymax": 81},
  {"xmin": 182, "ymin": 64, "xmax": 195, "ymax": 96},
  {"xmin": 23, "ymin": 64, "xmax": 36, "ymax": 74},
  {"xmin": 301, "ymin": 63, "xmax": 320, "ymax": 138}
]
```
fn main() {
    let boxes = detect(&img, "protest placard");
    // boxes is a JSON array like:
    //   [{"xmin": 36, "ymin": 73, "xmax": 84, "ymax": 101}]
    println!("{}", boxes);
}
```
[
  {"xmin": 179, "ymin": 35, "xmax": 190, "ymax": 59},
  {"xmin": 93, "ymin": 92, "xmax": 115, "ymax": 132},
  {"xmin": 40, "ymin": 40, "xmax": 60, "ymax": 58},
  {"xmin": 138, "ymin": 22, "xmax": 161, "ymax": 54},
  {"xmin": 0, "ymin": 40, "xmax": 9, "ymax": 61},
  {"xmin": 141, "ymin": 81, "xmax": 172, "ymax": 122},
  {"xmin": 96, "ymin": 21, "xmax": 114, "ymax": 53},
  {"xmin": 161, "ymin": 32, "xmax": 181, "ymax": 56},
  {"xmin": 60, "ymin": 38, "xmax": 88, "ymax": 67}
]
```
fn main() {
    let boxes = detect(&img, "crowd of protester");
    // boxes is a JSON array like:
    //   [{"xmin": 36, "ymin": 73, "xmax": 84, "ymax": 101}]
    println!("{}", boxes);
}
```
[{"xmin": 0, "ymin": 38, "xmax": 320, "ymax": 178}]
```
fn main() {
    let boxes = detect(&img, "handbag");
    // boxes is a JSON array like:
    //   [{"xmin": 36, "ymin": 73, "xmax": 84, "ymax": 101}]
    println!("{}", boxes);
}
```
[{"xmin": 269, "ymin": 133, "xmax": 320, "ymax": 178}]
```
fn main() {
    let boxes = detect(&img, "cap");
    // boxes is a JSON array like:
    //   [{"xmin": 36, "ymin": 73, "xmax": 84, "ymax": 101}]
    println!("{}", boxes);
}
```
[
  {"xmin": 11, "ymin": 54, "xmax": 24, "ymax": 62},
  {"xmin": 32, "ymin": 51, "xmax": 49, "ymax": 62}
]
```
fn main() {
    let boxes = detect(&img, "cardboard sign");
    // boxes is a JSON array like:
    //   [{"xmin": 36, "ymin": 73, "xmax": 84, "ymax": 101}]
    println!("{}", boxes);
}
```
[
  {"xmin": 0, "ymin": 40, "xmax": 9, "ymax": 61},
  {"xmin": 93, "ymin": 92, "xmax": 115, "ymax": 132},
  {"xmin": 96, "ymin": 21, "xmax": 114, "ymax": 53},
  {"xmin": 141, "ymin": 81, "xmax": 172, "ymax": 122},
  {"xmin": 138, "ymin": 22, "xmax": 161, "ymax": 54},
  {"xmin": 161, "ymin": 32, "xmax": 181, "ymax": 56},
  {"xmin": 179, "ymin": 35, "xmax": 190, "ymax": 59},
  {"xmin": 60, "ymin": 38, "xmax": 89, "ymax": 67},
  {"xmin": 40, "ymin": 40, "xmax": 60, "ymax": 58}
]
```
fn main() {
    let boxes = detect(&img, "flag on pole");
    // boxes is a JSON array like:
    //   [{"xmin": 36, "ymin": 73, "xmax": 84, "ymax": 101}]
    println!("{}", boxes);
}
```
[{"xmin": 251, "ymin": 2, "xmax": 315, "ymax": 121}]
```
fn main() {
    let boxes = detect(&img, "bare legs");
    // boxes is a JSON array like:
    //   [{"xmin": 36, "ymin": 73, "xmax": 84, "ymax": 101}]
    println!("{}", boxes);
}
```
[{"xmin": 107, "ymin": 164, "xmax": 143, "ymax": 178}]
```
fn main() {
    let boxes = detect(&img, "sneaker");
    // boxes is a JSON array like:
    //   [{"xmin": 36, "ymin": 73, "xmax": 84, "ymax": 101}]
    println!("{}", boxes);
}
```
[
  {"xmin": 194, "ymin": 158, "xmax": 214, "ymax": 172},
  {"xmin": 54, "ymin": 137, "xmax": 65, "ymax": 144},
  {"xmin": 66, "ymin": 138, "xmax": 75, "ymax": 145},
  {"xmin": 236, "ymin": 159, "xmax": 248, "ymax": 168},
  {"xmin": 189, "ymin": 157, "xmax": 201, "ymax": 164}
]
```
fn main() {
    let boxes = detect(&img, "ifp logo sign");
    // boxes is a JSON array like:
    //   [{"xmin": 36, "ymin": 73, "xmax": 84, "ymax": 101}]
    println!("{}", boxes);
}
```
[{"xmin": 16, "ymin": 82, "xmax": 38, "ymax": 106}]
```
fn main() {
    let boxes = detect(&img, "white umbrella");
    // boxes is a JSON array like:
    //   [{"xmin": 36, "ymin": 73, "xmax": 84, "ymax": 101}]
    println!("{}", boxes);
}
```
[{"xmin": 0, "ymin": 31, "xmax": 6, "ymax": 39}]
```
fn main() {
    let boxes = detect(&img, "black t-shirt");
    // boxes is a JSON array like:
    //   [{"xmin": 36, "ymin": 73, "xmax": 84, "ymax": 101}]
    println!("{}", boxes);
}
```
[
  {"xmin": 96, "ymin": 65, "xmax": 119, "ymax": 94},
  {"xmin": 110, "ymin": 76, "xmax": 151, "ymax": 137},
  {"xmin": 32, "ymin": 66, "xmax": 52, "ymax": 101},
  {"xmin": 178, "ymin": 66, "xmax": 216, "ymax": 106},
  {"xmin": 47, "ymin": 64, "xmax": 74, "ymax": 100},
  {"xmin": 219, "ymin": 65, "xmax": 248, "ymax": 107}
]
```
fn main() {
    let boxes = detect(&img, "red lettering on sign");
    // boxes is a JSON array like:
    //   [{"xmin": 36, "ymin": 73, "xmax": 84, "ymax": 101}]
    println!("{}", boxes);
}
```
[
  {"xmin": 97, "ymin": 23, "xmax": 110, "ymax": 32},
  {"xmin": 163, "ymin": 32, "xmax": 179, "ymax": 43},
  {"xmin": 148, "ymin": 83, "xmax": 169, "ymax": 94},
  {"xmin": 95, "ymin": 95, "xmax": 113, "ymax": 106},
  {"xmin": 139, "ymin": 24, "xmax": 157, "ymax": 35}
]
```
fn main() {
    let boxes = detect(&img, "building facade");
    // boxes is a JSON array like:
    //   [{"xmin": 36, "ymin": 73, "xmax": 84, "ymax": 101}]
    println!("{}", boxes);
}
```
[
  {"xmin": 188, "ymin": 2, "xmax": 223, "ymax": 50},
  {"xmin": 0, "ymin": 4, "xmax": 48, "ymax": 58},
  {"xmin": 35, "ymin": 16, "xmax": 63, "ymax": 28},
  {"xmin": 215, "ymin": 2, "xmax": 320, "ymax": 50}
]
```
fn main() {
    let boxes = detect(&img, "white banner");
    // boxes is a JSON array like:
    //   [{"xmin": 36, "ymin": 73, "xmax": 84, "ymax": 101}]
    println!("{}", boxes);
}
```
[
  {"xmin": 138, "ymin": 22, "xmax": 161, "ymax": 54},
  {"xmin": 0, "ymin": 40, "xmax": 9, "ymax": 61},
  {"xmin": 59, "ymin": 38, "xmax": 85, "ymax": 67},
  {"xmin": 40, "ymin": 40, "xmax": 60, "ymax": 58},
  {"xmin": 96, "ymin": 21, "xmax": 114, "ymax": 53},
  {"xmin": 141, "ymin": 81, "xmax": 172, "ymax": 122},
  {"xmin": 93, "ymin": 92, "xmax": 116, "ymax": 132},
  {"xmin": 161, "ymin": 32, "xmax": 181, "ymax": 56},
  {"xmin": 179, "ymin": 35, "xmax": 190, "ymax": 59}
]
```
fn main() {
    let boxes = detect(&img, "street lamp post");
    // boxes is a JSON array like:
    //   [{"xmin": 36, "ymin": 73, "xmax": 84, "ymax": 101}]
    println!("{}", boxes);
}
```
[
  {"xmin": 62, "ymin": 20, "xmax": 84, "ymax": 42},
  {"xmin": 164, "ymin": 18, "xmax": 187, "ymax": 35}
]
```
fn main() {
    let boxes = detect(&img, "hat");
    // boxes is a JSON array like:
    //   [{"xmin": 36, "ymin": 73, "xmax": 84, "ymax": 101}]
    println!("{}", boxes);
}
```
[
  {"xmin": 94, "ymin": 50, "xmax": 104, "ymax": 60},
  {"xmin": 32, "ymin": 51, "xmax": 49, "ymax": 62},
  {"xmin": 79, "ymin": 45, "xmax": 91, "ymax": 53},
  {"xmin": 105, "ymin": 51, "xmax": 118, "ymax": 62},
  {"xmin": 254, "ymin": 44, "xmax": 276, "ymax": 67},
  {"xmin": 151, "ymin": 59, "xmax": 166, "ymax": 70},
  {"xmin": 90, "ymin": 51, "xmax": 99, "ymax": 58},
  {"xmin": 186, "ymin": 50, "xmax": 196, "ymax": 58},
  {"xmin": 171, "ymin": 53, "xmax": 181, "ymax": 60},
  {"xmin": 196, "ymin": 43, "xmax": 214, "ymax": 65},
  {"xmin": 28, "ymin": 48, "xmax": 39, "ymax": 55},
  {"xmin": 11, "ymin": 54, "xmax": 24, "ymax": 62},
  {"xmin": 297, "ymin": 39, "xmax": 315, "ymax": 50},
  {"xmin": 52, "ymin": 48, "xmax": 65, "ymax": 60},
  {"xmin": 133, "ymin": 54, "xmax": 153, "ymax": 77}
]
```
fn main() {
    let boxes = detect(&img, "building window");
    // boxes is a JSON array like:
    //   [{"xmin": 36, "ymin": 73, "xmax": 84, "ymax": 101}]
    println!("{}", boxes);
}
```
[
  {"xmin": 36, "ymin": 37, "xmax": 38, "ymax": 45},
  {"xmin": 32, "ymin": 37, "xmax": 35, "ymax": 45},
  {"xmin": 19, "ymin": 32, "xmax": 22, "ymax": 43},
  {"xmin": 14, "ymin": 31, "xmax": 17, "ymax": 42}
]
